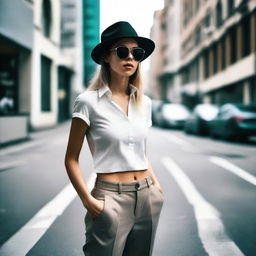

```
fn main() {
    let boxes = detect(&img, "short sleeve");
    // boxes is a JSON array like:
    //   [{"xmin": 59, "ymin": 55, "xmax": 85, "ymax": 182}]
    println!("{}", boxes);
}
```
[
  {"xmin": 72, "ymin": 95, "xmax": 90, "ymax": 126},
  {"xmin": 146, "ymin": 96, "xmax": 152, "ymax": 128}
]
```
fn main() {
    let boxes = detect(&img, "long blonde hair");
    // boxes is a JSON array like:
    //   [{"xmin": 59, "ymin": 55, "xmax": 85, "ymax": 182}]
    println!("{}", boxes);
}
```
[{"xmin": 87, "ymin": 61, "xmax": 143, "ymax": 109}]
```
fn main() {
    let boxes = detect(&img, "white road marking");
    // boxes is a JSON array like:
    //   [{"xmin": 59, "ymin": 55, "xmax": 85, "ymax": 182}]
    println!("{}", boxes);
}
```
[
  {"xmin": 209, "ymin": 156, "xmax": 256, "ymax": 186},
  {"xmin": 166, "ymin": 135, "xmax": 199, "ymax": 152},
  {"xmin": 162, "ymin": 156, "xmax": 244, "ymax": 256},
  {"xmin": 0, "ymin": 140, "xmax": 42, "ymax": 156},
  {"xmin": 0, "ymin": 173, "xmax": 96, "ymax": 256},
  {"xmin": 0, "ymin": 160, "xmax": 26, "ymax": 171}
]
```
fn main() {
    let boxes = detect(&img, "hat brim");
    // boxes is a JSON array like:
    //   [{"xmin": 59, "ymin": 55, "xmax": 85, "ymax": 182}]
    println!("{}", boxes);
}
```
[{"xmin": 91, "ymin": 36, "xmax": 155, "ymax": 64}]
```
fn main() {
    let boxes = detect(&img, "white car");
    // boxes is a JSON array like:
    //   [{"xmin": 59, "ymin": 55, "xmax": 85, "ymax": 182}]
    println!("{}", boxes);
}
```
[{"xmin": 154, "ymin": 103, "xmax": 190, "ymax": 128}]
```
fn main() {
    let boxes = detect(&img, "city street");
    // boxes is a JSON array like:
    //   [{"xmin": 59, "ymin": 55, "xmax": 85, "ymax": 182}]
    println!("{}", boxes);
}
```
[{"xmin": 0, "ymin": 122, "xmax": 256, "ymax": 256}]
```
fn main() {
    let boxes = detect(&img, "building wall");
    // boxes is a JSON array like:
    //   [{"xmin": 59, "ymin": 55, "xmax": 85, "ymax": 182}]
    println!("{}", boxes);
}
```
[
  {"xmin": 82, "ymin": 0, "xmax": 100, "ymax": 87},
  {"xmin": 31, "ymin": 0, "xmax": 61, "ymax": 129},
  {"xmin": 0, "ymin": 0, "xmax": 33, "ymax": 144},
  {"xmin": 31, "ymin": 0, "xmax": 84, "ymax": 129},
  {"xmin": 0, "ymin": 0, "xmax": 33, "ymax": 50},
  {"xmin": 148, "ymin": 10, "xmax": 166, "ymax": 99},
  {"xmin": 159, "ymin": 0, "xmax": 183, "ymax": 103},
  {"xmin": 154, "ymin": 0, "xmax": 256, "ymax": 108}
]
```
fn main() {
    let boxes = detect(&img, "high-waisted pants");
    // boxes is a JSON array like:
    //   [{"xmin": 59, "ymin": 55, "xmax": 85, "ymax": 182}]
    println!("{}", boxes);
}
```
[{"xmin": 83, "ymin": 176, "xmax": 164, "ymax": 256}]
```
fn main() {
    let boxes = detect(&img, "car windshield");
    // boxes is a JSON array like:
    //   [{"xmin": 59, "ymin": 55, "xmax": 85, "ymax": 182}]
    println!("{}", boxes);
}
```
[
  {"xmin": 197, "ymin": 105, "xmax": 218, "ymax": 120},
  {"xmin": 163, "ymin": 104, "xmax": 190, "ymax": 118}
]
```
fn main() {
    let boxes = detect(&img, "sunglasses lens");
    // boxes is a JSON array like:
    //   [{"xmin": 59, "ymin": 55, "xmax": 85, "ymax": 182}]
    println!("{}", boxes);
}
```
[
  {"xmin": 133, "ymin": 48, "xmax": 145, "ymax": 61},
  {"xmin": 116, "ymin": 47, "xmax": 129, "ymax": 59}
]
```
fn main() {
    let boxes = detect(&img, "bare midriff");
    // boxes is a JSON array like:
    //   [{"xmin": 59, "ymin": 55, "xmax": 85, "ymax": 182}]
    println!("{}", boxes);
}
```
[{"xmin": 96, "ymin": 169, "xmax": 151, "ymax": 183}]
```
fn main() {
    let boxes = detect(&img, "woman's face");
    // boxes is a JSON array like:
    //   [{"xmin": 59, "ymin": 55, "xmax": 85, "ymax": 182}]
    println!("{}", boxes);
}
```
[{"xmin": 104, "ymin": 38, "xmax": 140, "ymax": 78}]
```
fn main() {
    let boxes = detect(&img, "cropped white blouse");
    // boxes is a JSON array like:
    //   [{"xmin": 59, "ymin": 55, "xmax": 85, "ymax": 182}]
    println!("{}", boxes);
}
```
[{"xmin": 72, "ymin": 84, "xmax": 152, "ymax": 173}]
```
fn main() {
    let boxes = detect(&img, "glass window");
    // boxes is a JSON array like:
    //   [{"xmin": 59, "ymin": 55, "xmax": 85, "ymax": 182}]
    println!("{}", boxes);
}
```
[
  {"xmin": 241, "ymin": 16, "xmax": 251, "ymax": 57},
  {"xmin": 228, "ymin": 0, "xmax": 234, "ymax": 17},
  {"xmin": 41, "ymin": 55, "xmax": 52, "ymax": 111},
  {"xmin": 0, "ymin": 55, "xmax": 18, "ymax": 115},
  {"xmin": 216, "ymin": 1, "xmax": 222, "ymax": 28},
  {"xmin": 42, "ymin": 0, "xmax": 52, "ymax": 38}
]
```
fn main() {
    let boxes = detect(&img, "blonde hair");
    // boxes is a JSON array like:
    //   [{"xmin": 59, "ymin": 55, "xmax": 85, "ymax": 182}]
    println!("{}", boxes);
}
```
[{"xmin": 87, "ymin": 61, "xmax": 143, "ymax": 109}]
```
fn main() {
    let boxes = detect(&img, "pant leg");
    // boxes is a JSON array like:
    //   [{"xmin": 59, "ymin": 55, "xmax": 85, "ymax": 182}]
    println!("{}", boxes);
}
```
[
  {"xmin": 122, "ymin": 185, "xmax": 164, "ymax": 256},
  {"xmin": 83, "ymin": 188, "xmax": 136, "ymax": 256}
]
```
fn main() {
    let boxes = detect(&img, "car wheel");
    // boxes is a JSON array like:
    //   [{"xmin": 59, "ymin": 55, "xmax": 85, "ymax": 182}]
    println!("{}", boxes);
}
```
[{"xmin": 210, "ymin": 130, "xmax": 218, "ymax": 139}]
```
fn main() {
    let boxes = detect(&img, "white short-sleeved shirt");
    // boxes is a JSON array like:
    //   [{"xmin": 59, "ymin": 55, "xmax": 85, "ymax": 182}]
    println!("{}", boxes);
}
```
[{"xmin": 72, "ymin": 84, "xmax": 152, "ymax": 173}]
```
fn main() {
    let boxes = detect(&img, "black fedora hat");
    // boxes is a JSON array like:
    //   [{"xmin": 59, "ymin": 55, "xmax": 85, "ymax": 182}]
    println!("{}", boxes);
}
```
[{"xmin": 91, "ymin": 21, "xmax": 155, "ymax": 64}]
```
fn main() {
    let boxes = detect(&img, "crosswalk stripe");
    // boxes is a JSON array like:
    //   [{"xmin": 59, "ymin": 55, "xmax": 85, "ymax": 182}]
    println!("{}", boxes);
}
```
[
  {"xmin": 209, "ymin": 156, "xmax": 256, "ymax": 186},
  {"xmin": 0, "ymin": 174, "xmax": 96, "ymax": 256},
  {"xmin": 162, "ymin": 156, "xmax": 244, "ymax": 256}
]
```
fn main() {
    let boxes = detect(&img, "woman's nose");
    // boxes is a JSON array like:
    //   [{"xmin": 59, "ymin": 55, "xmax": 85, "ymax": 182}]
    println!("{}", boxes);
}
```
[{"xmin": 127, "ymin": 50, "xmax": 134, "ymax": 60}]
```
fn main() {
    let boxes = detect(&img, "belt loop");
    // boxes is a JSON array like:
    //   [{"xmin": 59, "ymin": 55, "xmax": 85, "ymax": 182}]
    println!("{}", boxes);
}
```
[
  {"xmin": 145, "ymin": 177, "xmax": 150, "ymax": 188},
  {"xmin": 118, "ymin": 182, "xmax": 122, "ymax": 194}
]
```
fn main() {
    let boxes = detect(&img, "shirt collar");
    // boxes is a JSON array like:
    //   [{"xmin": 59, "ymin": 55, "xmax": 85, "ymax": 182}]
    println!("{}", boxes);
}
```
[
  {"xmin": 98, "ymin": 84, "xmax": 137, "ymax": 99},
  {"xmin": 98, "ymin": 85, "xmax": 111, "ymax": 98}
]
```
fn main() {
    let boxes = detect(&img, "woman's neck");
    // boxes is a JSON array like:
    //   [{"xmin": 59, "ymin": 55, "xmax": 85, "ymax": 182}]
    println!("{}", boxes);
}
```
[{"xmin": 109, "ymin": 75, "xmax": 130, "ymax": 96}]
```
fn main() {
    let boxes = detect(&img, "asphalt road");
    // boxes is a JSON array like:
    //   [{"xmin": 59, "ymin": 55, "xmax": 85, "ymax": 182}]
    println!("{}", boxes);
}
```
[{"xmin": 0, "ymin": 122, "xmax": 255, "ymax": 256}]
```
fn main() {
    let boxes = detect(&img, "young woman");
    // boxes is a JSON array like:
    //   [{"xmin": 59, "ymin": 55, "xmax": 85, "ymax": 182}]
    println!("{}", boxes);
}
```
[{"xmin": 65, "ymin": 21, "xmax": 164, "ymax": 256}]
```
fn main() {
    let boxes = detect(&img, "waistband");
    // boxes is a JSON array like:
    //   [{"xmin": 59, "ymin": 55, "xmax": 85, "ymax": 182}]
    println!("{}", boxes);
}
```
[{"xmin": 95, "ymin": 176, "xmax": 153, "ymax": 193}]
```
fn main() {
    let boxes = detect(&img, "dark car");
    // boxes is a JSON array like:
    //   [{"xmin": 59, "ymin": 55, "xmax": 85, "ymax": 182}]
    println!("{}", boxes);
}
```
[
  {"xmin": 151, "ymin": 99, "xmax": 164, "ymax": 125},
  {"xmin": 209, "ymin": 103, "xmax": 256, "ymax": 140},
  {"xmin": 184, "ymin": 104, "xmax": 219, "ymax": 135},
  {"xmin": 153, "ymin": 103, "xmax": 190, "ymax": 129}
]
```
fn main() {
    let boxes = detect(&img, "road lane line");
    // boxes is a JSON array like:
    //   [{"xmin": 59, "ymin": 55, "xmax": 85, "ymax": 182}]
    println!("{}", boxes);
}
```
[
  {"xmin": 0, "ymin": 173, "xmax": 96, "ymax": 256},
  {"xmin": 0, "ymin": 140, "xmax": 42, "ymax": 156},
  {"xmin": 0, "ymin": 160, "xmax": 26, "ymax": 171},
  {"xmin": 162, "ymin": 156, "xmax": 244, "ymax": 256},
  {"xmin": 166, "ymin": 135, "xmax": 199, "ymax": 153},
  {"xmin": 209, "ymin": 156, "xmax": 256, "ymax": 186}
]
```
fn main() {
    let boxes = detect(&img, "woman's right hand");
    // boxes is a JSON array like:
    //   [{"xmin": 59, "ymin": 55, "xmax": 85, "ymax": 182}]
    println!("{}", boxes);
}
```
[{"xmin": 85, "ymin": 196, "xmax": 105, "ymax": 220}]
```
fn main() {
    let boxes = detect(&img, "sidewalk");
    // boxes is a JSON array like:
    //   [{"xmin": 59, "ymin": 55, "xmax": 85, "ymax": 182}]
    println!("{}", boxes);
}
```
[{"xmin": 0, "ymin": 121, "xmax": 71, "ymax": 170}]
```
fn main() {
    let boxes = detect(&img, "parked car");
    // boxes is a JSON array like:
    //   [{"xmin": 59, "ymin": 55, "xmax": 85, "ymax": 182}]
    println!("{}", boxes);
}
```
[
  {"xmin": 184, "ymin": 104, "xmax": 219, "ymax": 135},
  {"xmin": 151, "ymin": 99, "xmax": 164, "ymax": 125},
  {"xmin": 209, "ymin": 103, "xmax": 256, "ymax": 140},
  {"xmin": 153, "ymin": 103, "xmax": 190, "ymax": 129}
]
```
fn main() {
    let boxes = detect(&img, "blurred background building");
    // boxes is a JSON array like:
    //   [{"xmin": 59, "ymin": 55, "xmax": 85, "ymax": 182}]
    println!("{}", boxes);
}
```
[
  {"xmin": 82, "ymin": 0, "xmax": 100, "ymax": 86},
  {"xmin": 150, "ymin": 0, "xmax": 256, "ymax": 109},
  {"xmin": 0, "ymin": 0, "xmax": 100, "ymax": 145}
]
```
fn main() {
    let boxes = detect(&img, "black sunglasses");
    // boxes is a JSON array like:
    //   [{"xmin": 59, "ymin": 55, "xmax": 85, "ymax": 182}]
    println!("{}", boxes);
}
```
[{"xmin": 110, "ymin": 46, "xmax": 145, "ymax": 62}]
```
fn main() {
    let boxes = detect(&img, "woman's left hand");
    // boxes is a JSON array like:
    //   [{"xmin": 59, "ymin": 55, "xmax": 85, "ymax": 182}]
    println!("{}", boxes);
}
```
[{"xmin": 154, "ymin": 182, "xmax": 163, "ymax": 194}]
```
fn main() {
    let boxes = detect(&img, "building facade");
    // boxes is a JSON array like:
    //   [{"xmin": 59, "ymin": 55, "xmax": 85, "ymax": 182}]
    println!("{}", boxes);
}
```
[
  {"xmin": 82, "ymin": 0, "xmax": 100, "ymax": 87},
  {"xmin": 0, "ymin": 0, "xmax": 87, "ymax": 145},
  {"xmin": 153, "ymin": 0, "xmax": 256, "ymax": 108},
  {"xmin": 32, "ymin": 0, "xmax": 84, "ymax": 129},
  {"xmin": 0, "ymin": 0, "xmax": 33, "ymax": 144},
  {"xmin": 148, "ymin": 9, "xmax": 166, "ymax": 100}
]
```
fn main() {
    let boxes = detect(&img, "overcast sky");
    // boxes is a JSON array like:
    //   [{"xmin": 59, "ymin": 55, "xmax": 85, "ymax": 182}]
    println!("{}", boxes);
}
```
[{"xmin": 100, "ymin": 0, "xmax": 164, "ymax": 38}]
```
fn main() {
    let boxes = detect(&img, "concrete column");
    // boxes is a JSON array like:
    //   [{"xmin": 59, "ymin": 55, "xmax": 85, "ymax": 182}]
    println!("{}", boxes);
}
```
[
  {"xmin": 202, "ymin": 95, "xmax": 211, "ymax": 104},
  {"xmin": 226, "ymin": 34, "xmax": 231, "ymax": 66},
  {"xmin": 237, "ymin": 24, "xmax": 242, "ymax": 60},
  {"xmin": 198, "ymin": 54, "xmax": 204, "ymax": 82},
  {"xmin": 251, "ymin": 12, "xmax": 256, "ymax": 52},
  {"xmin": 217, "ymin": 41, "xmax": 222, "ymax": 71},
  {"xmin": 243, "ymin": 81, "xmax": 250, "ymax": 104},
  {"xmin": 19, "ymin": 51, "xmax": 32, "ymax": 113},
  {"xmin": 209, "ymin": 48, "xmax": 214, "ymax": 76}
]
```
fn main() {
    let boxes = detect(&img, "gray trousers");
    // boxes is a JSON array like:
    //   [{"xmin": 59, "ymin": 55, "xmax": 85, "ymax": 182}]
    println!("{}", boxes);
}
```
[{"xmin": 83, "ymin": 176, "xmax": 164, "ymax": 256}]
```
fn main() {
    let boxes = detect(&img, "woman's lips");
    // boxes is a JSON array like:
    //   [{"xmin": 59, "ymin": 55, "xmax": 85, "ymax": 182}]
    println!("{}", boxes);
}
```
[{"xmin": 123, "ymin": 63, "xmax": 134, "ymax": 69}]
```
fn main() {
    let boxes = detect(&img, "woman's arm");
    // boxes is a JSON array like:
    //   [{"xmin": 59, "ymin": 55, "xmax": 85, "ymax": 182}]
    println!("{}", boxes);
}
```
[
  {"xmin": 64, "ymin": 118, "xmax": 104, "ymax": 219},
  {"xmin": 146, "ymin": 157, "xmax": 163, "ymax": 193}
]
